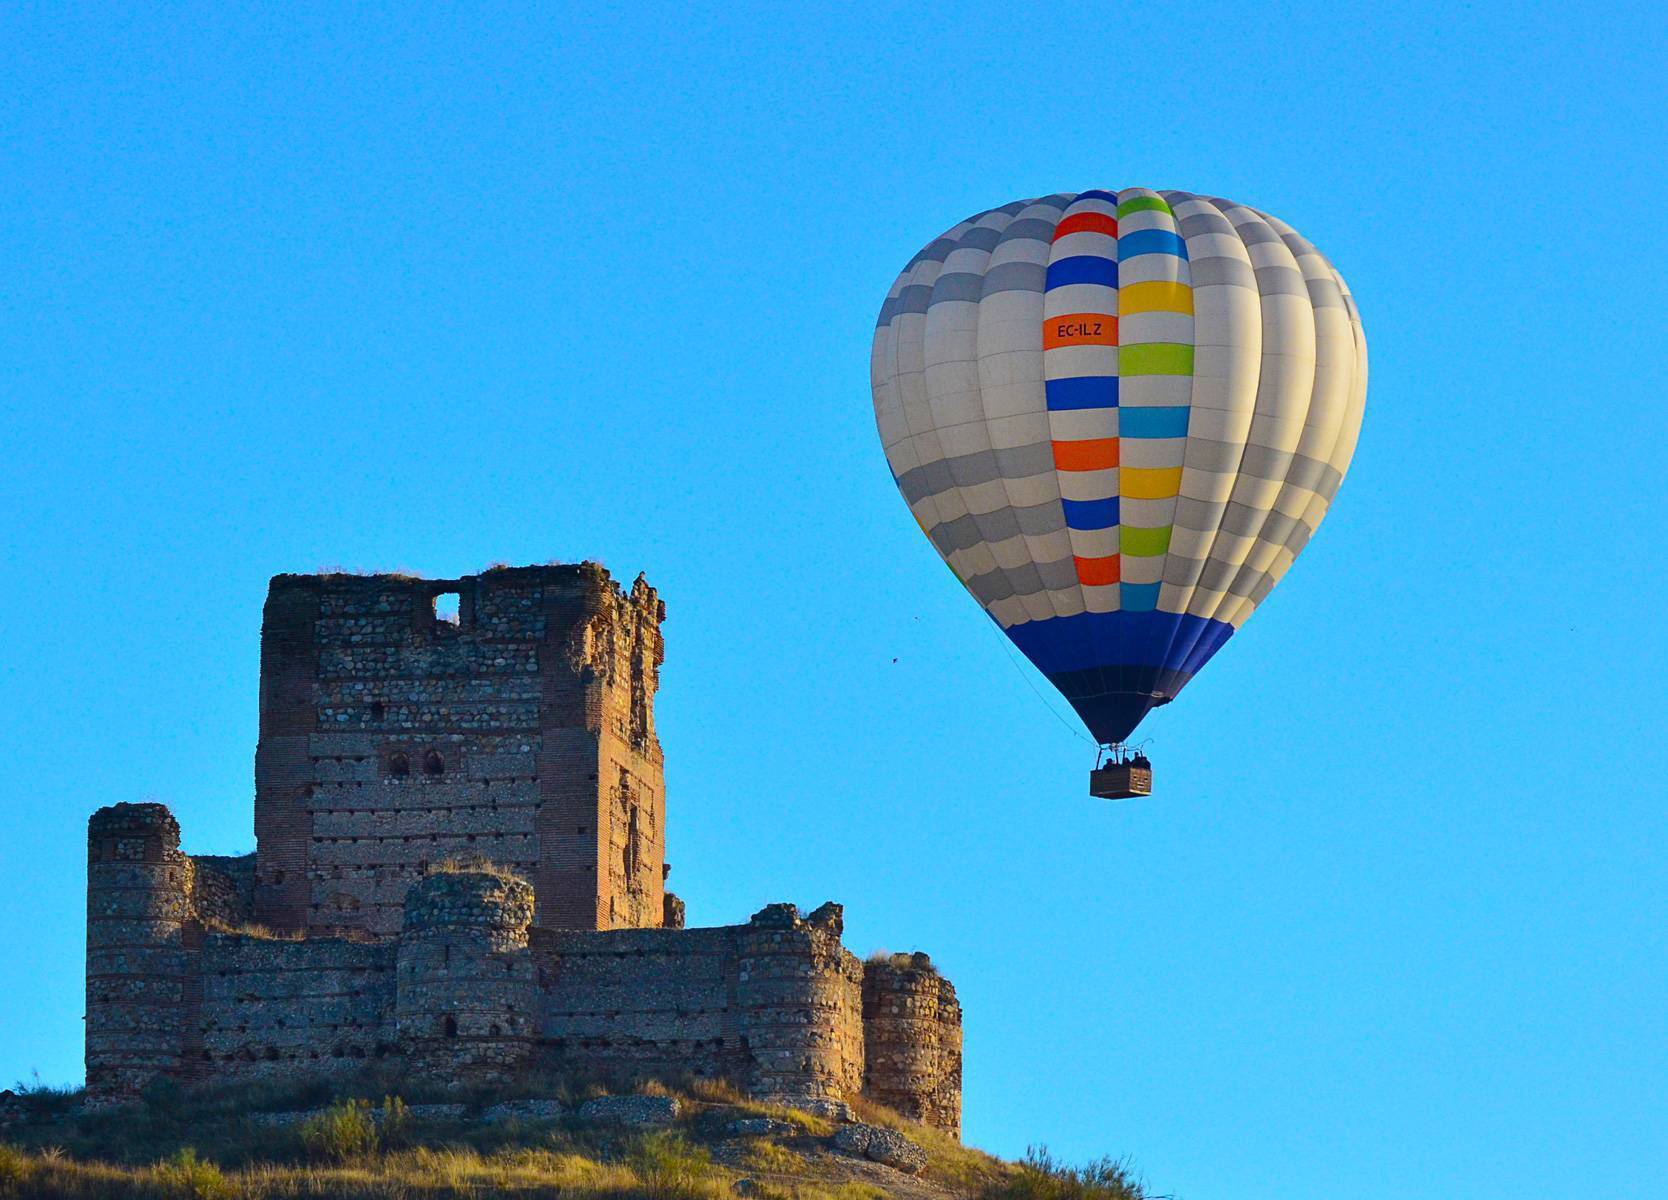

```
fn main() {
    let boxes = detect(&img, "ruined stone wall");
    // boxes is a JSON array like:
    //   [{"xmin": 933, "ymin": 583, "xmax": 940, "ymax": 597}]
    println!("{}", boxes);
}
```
[
  {"xmin": 253, "ymin": 565, "xmax": 666, "ymax": 937},
  {"xmin": 86, "ymin": 810, "xmax": 959, "ymax": 1135},
  {"xmin": 531, "ymin": 901, "xmax": 863, "ymax": 1104},
  {"xmin": 531, "ymin": 924, "xmax": 748, "ymax": 1085},
  {"xmin": 861, "ymin": 954, "xmax": 963, "ymax": 1136},
  {"xmin": 198, "ymin": 936, "xmax": 396, "ymax": 1080},
  {"xmin": 189, "ymin": 854, "xmax": 255, "ymax": 929}
]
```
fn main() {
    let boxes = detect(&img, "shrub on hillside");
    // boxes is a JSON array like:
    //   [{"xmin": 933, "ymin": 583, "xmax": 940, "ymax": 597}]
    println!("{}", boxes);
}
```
[
  {"xmin": 626, "ymin": 1130, "xmax": 725, "ymax": 1200},
  {"xmin": 298, "ymin": 1098, "xmax": 379, "ymax": 1162},
  {"xmin": 152, "ymin": 1147, "xmax": 233, "ymax": 1200},
  {"xmin": 983, "ymin": 1146, "xmax": 1150, "ymax": 1200}
]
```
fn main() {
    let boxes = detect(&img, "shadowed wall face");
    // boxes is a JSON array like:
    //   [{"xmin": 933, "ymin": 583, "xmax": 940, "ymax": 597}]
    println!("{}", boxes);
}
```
[{"xmin": 253, "ymin": 564, "xmax": 666, "ymax": 936}]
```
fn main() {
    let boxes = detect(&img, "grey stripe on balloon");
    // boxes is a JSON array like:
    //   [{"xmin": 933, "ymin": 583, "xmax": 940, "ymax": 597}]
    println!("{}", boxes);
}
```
[
  {"xmin": 954, "ymin": 225, "xmax": 1004, "ymax": 252},
  {"xmin": 965, "ymin": 558, "xmax": 1076, "ymax": 604},
  {"xmin": 1162, "ymin": 556, "xmax": 1208, "ymax": 587},
  {"xmin": 1219, "ymin": 502, "xmax": 1265, "ymax": 537},
  {"xmin": 1173, "ymin": 496, "xmax": 1228, "ymax": 530},
  {"xmin": 1225, "ymin": 563, "xmax": 1266, "ymax": 599},
  {"xmin": 1177, "ymin": 210, "xmax": 1235, "ymax": 237},
  {"xmin": 1188, "ymin": 256, "xmax": 1257, "ymax": 290},
  {"xmin": 981, "ymin": 261, "xmax": 1046, "ymax": 296},
  {"xmin": 890, "ymin": 284, "xmax": 933, "ymax": 319},
  {"xmin": 1000, "ymin": 218, "xmax": 1056, "ymax": 243},
  {"xmin": 1253, "ymin": 265, "xmax": 1308, "ymax": 297},
  {"xmin": 927, "ymin": 499, "xmax": 1065, "ymax": 555},
  {"xmin": 1192, "ymin": 558, "xmax": 1237, "ymax": 592},
  {"xmin": 1232, "ymin": 221, "xmax": 1282, "ymax": 245},
  {"xmin": 1238, "ymin": 444, "xmax": 1296, "ymax": 480},
  {"xmin": 1285, "ymin": 454, "xmax": 1342, "ymax": 493},
  {"xmin": 896, "ymin": 442, "xmax": 1055, "ymax": 504},
  {"xmin": 907, "ymin": 238, "xmax": 957, "ymax": 268},
  {"xmin": 1181, "ymin": 437, "xmax": 1243, "ymax": 474},
  {"xmin": 1305, "ymin": 276, "xmax": 1346, "ymax": 308},
  {"xmin": 929, "ymin": 272, "xmax": 986, "ymax": 304}
]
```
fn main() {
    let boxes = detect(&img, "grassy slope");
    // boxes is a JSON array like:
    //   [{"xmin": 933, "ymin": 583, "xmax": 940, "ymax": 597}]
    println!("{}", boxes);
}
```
[{"xmin": 0, "ymin": 1075, "xmax": 1155, "ymax": 1200}]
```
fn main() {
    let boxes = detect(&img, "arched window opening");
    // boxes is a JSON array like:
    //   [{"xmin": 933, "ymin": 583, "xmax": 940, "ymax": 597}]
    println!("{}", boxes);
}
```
[
  {"xmin": 387, "ymin": 752, "xmax": 410, "ymax": 779},
  {"xmin": 442, "ymin": 1014, "xmax": 458, "ymax": 1039},
  {"xmin": 423, "ymin": 750, "xmax": 445, "ymax": 777}
]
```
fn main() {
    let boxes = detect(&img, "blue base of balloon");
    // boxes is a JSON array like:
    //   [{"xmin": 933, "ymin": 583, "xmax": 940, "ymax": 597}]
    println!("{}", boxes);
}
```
[{"xmin": 1004, "ymin": 611, "xmax": 1236, "ymax": 744}]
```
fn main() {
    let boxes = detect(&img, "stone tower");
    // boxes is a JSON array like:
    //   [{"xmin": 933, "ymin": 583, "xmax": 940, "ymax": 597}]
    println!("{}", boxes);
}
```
[
  {"xmin": 85, "ymin": 803, "xmax": 195, "ymax": 1096},
  {"xmin": 861, "ymin": 953, "xmax": 963, "ymax": 1133},
  {"xmin": 396, "ymin": 869, "xmax": 537, "ymax": 1080},
  {"xmin": 254, "ymin": 563, "xmax": 667, "ymax": 937}
]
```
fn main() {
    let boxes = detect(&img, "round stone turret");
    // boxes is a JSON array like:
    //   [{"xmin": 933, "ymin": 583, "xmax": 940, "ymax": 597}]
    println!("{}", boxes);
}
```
[
  {"xmin": 85, "ymin": 803, "xmax": 195, "ymax": 1099},
  {"xmin": 395, "ymin": 867, "xmax": 536, "ymax": 1080},
  {"xmin": 737, "ymin": 902, "xmax": 864, "ymax": 1106},
  {"xmin": 861, "ymin": 952, "xmax": 963, "ymax": 1136}
]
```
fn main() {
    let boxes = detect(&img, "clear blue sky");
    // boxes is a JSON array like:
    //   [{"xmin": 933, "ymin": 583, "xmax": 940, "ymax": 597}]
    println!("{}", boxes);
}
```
[{"xmin": 3, "ymin": 4, "xmax": 1664, "ymax": 1197}]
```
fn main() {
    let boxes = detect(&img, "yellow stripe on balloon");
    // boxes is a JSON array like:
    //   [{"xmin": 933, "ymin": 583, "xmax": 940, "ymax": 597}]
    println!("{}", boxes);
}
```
[
  {"xmin": 1117, "ymin": 280, "xmax": 1194, "ymax": 316},
  {"xmin": 1120, "ymin": 467, "xmax": 1183, "ymax": 499}
]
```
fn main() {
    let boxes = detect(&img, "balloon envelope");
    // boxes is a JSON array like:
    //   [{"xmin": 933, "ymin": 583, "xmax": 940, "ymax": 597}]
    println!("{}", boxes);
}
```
[{"xmin": 871, "ymin": 189, "xmax": 1367, "ymax": 744}]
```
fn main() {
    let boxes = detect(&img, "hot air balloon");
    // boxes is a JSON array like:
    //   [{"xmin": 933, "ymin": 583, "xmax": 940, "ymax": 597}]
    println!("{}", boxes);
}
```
[{"xmin": 871, "ymin": 189, "xmax": 1366, "ymax": 797}]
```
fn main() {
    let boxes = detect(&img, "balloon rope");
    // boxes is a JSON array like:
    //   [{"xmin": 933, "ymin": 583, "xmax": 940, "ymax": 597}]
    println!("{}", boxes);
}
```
[{"xmin": 981, "ymin": 618, "xmax": 1095, "ymax": 746}]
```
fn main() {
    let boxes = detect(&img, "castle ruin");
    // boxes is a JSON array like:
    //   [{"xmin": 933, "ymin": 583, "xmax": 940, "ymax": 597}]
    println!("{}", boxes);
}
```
[{"xmin": 84, "ymin": 564, "xmax": 962, "ymax": 1133}]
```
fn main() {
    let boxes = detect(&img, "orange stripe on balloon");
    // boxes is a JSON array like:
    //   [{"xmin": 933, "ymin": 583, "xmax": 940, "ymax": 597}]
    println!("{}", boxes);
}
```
[
  {"xmin": 1074, "ymin": 555, "xmax": 1121, "ymax": 586},
  {"xmin": 1051, "ymin": 439, "xmax": 1120, "ymax": 472},
  {"xmin": 1043, "ymin": 314, "xmax": 1118, "ymax": 349},
  {"xmin": 1052, "ymin": 212, "xmax": 1118, "ymax": 241}
]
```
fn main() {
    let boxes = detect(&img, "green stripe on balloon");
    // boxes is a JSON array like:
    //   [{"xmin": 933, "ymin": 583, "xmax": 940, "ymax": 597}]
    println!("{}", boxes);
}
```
[
  {"xmin": 1120, "ymin": 526, "xmax": 1173, "ymax": 556},
  {"xmin": 1120, "ymin": 343, "xmax": 1194, "ymax": 375},
  {"xmin": 1115, "ymin": 195, "xmax": 1171, "ymax": 217}
]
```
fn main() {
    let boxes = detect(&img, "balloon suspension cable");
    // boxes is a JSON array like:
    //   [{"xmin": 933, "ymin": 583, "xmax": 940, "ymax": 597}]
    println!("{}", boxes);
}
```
[{"xmin": 981, "ymin": 615, "xmax": 1094, "ymax": 746}]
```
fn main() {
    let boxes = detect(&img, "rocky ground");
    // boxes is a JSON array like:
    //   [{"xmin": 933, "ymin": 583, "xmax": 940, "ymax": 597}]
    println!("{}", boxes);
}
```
[{"xmin": 0, "ymin": 1075, "xmax": 1150, "ymax": 1198}]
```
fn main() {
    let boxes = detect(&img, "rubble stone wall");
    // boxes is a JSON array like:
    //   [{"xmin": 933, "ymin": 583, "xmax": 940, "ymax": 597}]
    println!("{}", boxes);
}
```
[
  {"xmin": 85, "ymin": 822, "xmax": 959, "ymax": 1133},
  {"xmin": 861, "ymin": 954, "xmax": 963, "ymax": 1136},
  {"xmin": 198, "ymin": 936, "xmax": 396, "ymax": 1080},
  {"xmin": 531, "ymin": 901, "xmax": 864, "ymax": 1104}
]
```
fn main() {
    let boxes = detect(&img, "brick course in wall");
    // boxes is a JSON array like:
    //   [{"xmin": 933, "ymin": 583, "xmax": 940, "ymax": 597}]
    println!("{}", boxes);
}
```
[{"xmin": 84, "ymin": 564, "xmax": 962, "ymax": 1136}]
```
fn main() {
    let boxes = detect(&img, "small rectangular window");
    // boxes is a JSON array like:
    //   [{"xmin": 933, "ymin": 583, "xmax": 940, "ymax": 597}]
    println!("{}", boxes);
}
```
[{"xmin": 433, "ymin": 592, "xmax": 460, "ymax": 625}]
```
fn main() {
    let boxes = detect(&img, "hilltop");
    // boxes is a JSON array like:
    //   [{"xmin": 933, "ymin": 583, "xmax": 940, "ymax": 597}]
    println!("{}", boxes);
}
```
[{"xmin": 0, "ymin": 1073, "xmax": 1154, "ymax": 1199}]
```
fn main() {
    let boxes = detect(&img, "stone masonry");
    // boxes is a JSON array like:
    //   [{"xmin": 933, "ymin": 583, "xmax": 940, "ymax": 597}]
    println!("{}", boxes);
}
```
[
  {"xmin": 85, "ymin": 564, "xmax": 962, "ymax": 1134},
  {"xmin": 257, "ymin": 564, "xmax": 667, "ymax": 937}
]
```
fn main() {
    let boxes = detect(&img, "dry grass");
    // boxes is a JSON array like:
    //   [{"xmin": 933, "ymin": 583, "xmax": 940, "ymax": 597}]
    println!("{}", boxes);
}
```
[
  {"xmin": 847, "ymin": 1094, "xmax": 1010, "ymax": 1193},
  {"xmin": 739, "ymin": 1138, "xmax": 809, "ymax": 1175},
  {"xmin": 0, "ymin": 1074, "xmax": 1159, "ymax": 1200}
]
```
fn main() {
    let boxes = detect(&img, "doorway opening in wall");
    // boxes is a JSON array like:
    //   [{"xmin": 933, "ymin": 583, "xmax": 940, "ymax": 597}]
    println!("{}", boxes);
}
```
[
  {"xmin": 443, "ymin": 1015, "xmax": 458, "ymax": 1038},
  {"xmin": 433, "ymin": 591, "xmax": 460, "ymax": 625}
]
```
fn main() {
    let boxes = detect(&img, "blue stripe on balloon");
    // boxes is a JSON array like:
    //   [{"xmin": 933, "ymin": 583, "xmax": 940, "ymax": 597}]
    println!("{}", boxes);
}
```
[
  {"xmin": 1045, "ymin": 376, "xmax": 1119, "ymax": 411},
  {"xmin": 1117, "ymin": 229, "xmax": 1186, "ymax": 259},
  {"xmin": 1005, "ymin": 609, "xmax": 1235, "ymax": 676},
  {"xmin": 1075, "ymin": 189, "xmax": 1120, "ymax": 205},
  {"xmin": 1060, "ymin": 497, "xmax": 1119, "ymax": 529},
  {"xmin": 1117, "ymin": 406, "xmax": 1189, "ymax": 437},
  {"xmin": 1120, "ymin": 583, "xmax": 1161, "ymax": 611},
  {"xmin": 1045, "ymin": 255, "xmax": 1118, "ymax": 289}
]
